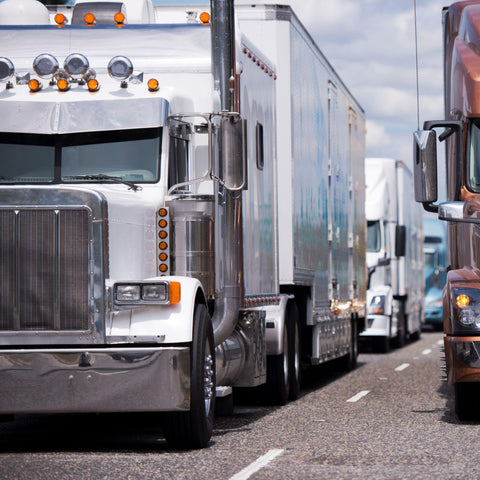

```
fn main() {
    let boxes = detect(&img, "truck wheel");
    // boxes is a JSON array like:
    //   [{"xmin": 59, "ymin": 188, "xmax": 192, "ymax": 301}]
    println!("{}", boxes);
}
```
[
  {"xmin": 163, "ymin": 304, "xmax": 215, "ymax": 449},
  {"xmin": 338, "ymin": 317, "xmax": 358, "ymax": 371},
  {"xmin": 287, "ymin": 301, "xmax": 301, "ymax": 401},
  {"xmin": 455, "ymin": 382, "xmax": 480, "ymax": 421}
]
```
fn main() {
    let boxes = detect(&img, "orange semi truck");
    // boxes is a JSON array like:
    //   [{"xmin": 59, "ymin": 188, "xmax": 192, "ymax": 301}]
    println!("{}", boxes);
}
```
[{"xmin": 415, "ymin": 0, "xmax": 480, "ymax": 419}]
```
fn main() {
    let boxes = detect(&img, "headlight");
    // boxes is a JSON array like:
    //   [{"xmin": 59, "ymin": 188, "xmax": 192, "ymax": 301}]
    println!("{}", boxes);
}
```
[
  {"xmin": 0, "ymin": 57, "xmax": 15, "ymax": 83},
  {"xmin": 368, "ymin": 295, "xmax": 386, "ymax": 315},
  {"xmin": 452, "ymin": 287, "xmax": 480, "ymax": 332},
  {"xmin": 114, "ymin": 281, "xmax": 180, "ymax": 306},
  {"xmin": 108, "ymin": 56, "xmax": 133, "ymax": 81},
  {"xmin": 64, "ymin": 53, "xmax": 89, "ymax": 79},
  {"xmin": 33, "ymin": 54, "xmax": 59, "ymax": 79}
]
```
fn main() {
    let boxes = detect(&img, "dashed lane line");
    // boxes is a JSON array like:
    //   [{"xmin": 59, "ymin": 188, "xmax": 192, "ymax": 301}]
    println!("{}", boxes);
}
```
[
  {"xmin": 346, "ymin": 390, "xmax": 370, "ymax": 403},
  {"xmin": 229, "ymin": 449, "xmax": 285, "ymax": 480},
  {"xmin": 422, "ymin": 348, "xmax": 432, "ymax": 355},
  {"xmin": 395, "ymin": 363, "xmax": 410, "ymax": 372}
]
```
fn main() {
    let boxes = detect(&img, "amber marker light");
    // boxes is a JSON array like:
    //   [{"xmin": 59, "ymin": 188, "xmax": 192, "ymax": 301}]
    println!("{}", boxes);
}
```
[
  {"xmin": 28, "ymin": 79, "xmax": 42, "ymax": 92},
  {"xmin": 457, "ymin": 294, "xmax": 470, "ymax": 309},
  {"xmin": 159, "ymin": 264, "xmax": 168, "ymax": 273},
  {"xmin": 159, "ymin": 219, "xmax": 167, "ymax": 228},
  {"xmin": 159, "ymin": 241, "xmax": 167, "ymax": 250},
  {"xmin": 54, "ymin": 13, "xmax": 66, "ymax": 26},
  {"xmin": 87, "ymin": 78, "xmax": 99, "ymax": 92},
  {"xmin": 159, "ymin": 230, "xmax": 167, "ymax": 239},
  {"xmin": 114, "ymin": 12, "xmax": 125, "ymax": 25},
  {"xmin": 169, "ymin": 281, "xmax": 181, "ymax": 304},
  {"xmin": 148, "ymin": 78, "xmax": 159, "ymax": 92},
  {"xmin": 57, "ymin": 78, "xmax": 70, "ymax": 91},
  {"xmin": 158, "ymin": 208, "xmax": 167, "ymax": 217},
  {"xmin": 159, "ymin": 253, "xmax": 168, "ymax": 262},
  {"xmin": 84, "ymin": 12, "xmax": 96, "ymax": 25},
  {"xmin": 199, "ymin": 11, "xmax": 210, "ymax": 25}
]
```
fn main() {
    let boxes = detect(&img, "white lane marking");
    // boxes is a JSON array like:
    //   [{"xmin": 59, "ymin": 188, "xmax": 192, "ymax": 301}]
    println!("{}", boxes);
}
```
[
  {"xmin": 229, "ymin": 449, "xmax": 284, "ymax": 480},
  {"xmin": 422, "ymin": 348, "xmax": 432, "ymax": 355},
  {"xmin": 346, "ymin": 390, "xmax": 370, "ymax": 403},
  {"xmin": 437, "ymin": 340, "xmax": 443, "ymax": 346},
  {"xmin": 395, "ymin": 363, "xmax": 410, "ymax": 372}
]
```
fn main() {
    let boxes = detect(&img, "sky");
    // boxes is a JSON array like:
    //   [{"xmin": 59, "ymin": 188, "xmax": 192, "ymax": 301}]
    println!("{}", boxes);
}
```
[
  {"xmin": 1, "ymin": 0, "xmax": 447, "ymax": 172},
  {"xmin": 150, "ymin": 0, "xmax": 447, "ymax": 171}
]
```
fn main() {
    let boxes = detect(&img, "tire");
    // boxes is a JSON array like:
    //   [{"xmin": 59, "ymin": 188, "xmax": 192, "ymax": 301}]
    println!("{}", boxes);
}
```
[
  {"xmin": 455, "ymin": 382, "xmax": 480, "ymax": 421},
  {"xmin": 163, "ymin": 304, "xmax": 215, "ymax": 449},
  {"xmin": 378, "ymin": 335, "xmax": 390, "ymax": 354},
  {"xmin": 265, "ymin": 322, "xmax": 290, "ymax": 405},
  {"xmin": 287, "ymin": 301, "xmax": 301, "ymax": 401},
  {"xmin": 338, "ymin": 317, "xmax": 358, "ymax": 371}
]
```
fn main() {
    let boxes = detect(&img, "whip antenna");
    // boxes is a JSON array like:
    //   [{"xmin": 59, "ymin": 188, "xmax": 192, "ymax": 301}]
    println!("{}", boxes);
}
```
[{"xmin": 414, "ymin": 0, "xmax": 420, "ymax": 130}]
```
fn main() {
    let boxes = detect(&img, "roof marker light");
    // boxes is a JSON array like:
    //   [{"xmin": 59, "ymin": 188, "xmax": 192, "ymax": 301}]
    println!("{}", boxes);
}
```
[
  {"xmin": 64, "ymin": 53, "xmax": 89, "ymax": 79},
  {"xmin": 114, "ymin": 12, "xmax": 125, "ymax": 25},
  {"xmin": 199, "ymin": 12, "xmax": 210, "ymax": 25},
  {"xmin": 0, "ymin": 57, "xmax": 14, "ymax": 83},
  {"xmin": 57, "ymin": 77, "xmax": 70, "ymax": 91},
  {"xmin": 54, "ymin": 13, "xmax": 66, "ymax": 26},
  {"xmin": 28, "ymin": 79, "xmax": 42, "ymax": 92},
  {"xmin": 33, "ymin": 54, "xmax": 59, "ymax": 79},
  {"xmin": 84, "ymin": 12, "xmax": 95, "ymax": 25},
  {"xmin": 87, "ymin": 78, "xmax": 99, "ymax": 92},
  {"xmin": 148, "ymin": 78, "xmax": 159, "ymax": 91}
]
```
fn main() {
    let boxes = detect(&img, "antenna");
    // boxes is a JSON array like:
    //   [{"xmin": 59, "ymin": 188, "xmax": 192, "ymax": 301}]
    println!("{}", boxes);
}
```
[{"xmin": 414, "ymin": 0, "xmax": 420, "ymax": 130}]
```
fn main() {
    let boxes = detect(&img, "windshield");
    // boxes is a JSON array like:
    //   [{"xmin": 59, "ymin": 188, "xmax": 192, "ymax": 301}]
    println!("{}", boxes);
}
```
[
  {"xmin": 424, "ymin": 251, "xmax": 436, "ymax": 270},
  {"xmin": 0, "ymin": 128, "xmax": 162, "ymax": 185},
  {"xmin": 367, "ymin": 220, "xmax": 381, "ymax": 252}
]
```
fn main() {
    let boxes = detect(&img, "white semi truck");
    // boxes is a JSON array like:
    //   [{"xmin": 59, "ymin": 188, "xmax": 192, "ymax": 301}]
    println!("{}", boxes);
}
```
[
  {"xmin": 0, "ymin": 0, "xmax": 366, "ymax": 448},
  {"xmin": 362, "ymin": 158, "xmax": 424, "ymax": 352}
]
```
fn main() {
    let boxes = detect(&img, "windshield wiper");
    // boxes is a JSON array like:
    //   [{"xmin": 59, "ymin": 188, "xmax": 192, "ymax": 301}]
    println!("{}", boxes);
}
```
[{"xmin": 64, "ymin": 174, "xmax": 142, "ymax": 192}]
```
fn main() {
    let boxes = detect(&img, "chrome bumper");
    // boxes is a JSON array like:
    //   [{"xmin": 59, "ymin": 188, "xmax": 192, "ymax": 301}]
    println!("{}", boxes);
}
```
[{"xmin": 0, "ymin": 347, "xmax": 190, "ymax": 414}]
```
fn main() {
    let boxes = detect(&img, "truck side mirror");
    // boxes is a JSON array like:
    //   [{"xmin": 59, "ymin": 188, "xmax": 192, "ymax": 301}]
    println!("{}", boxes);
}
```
[
  {"xmin": 413, "ymin": 129, "xmax": 437, "ymax": 204},
  {"xmin": 221, "ymin": 113, "xmax": 247, "ymax": 191},
  {"xmin": 395, "ymin": 225, "xmax": 406, "ymax": 257}
]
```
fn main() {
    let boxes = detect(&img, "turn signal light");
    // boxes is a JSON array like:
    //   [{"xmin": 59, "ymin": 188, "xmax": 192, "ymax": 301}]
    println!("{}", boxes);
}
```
[
  {"xmin": 457, "ymin": 294, "xmax": 470, "ymax": 309},
  {"xmin": 169, "ymin": 282, "xmax": 181, "ymax": 304},
  {"xmin": 57, "ymin": 78, "xmax": 70, "ymax": 91}
]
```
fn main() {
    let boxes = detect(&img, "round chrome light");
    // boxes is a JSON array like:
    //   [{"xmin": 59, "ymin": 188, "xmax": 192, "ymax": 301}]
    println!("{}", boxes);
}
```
[
  {"xmin": 108, "ymin": 56, "xmax": 133, "ymax": 81},
  {"xmin": 64, "ymin": 53, "xmax": 89, "ymax": 78},
  {"xmin": 0, "ymin": 57, "xmax": 14, "ymax": 83},
  {"xmin": 33, "ymin": 54, "xmax": 59, "ymax": 79}
]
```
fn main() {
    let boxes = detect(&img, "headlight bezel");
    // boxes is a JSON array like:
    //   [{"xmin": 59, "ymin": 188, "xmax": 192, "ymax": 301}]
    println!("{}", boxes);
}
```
[
  {"xmin": 452, "ymin": 286, "xmax": 480, "ymax": 333},
  {"xmin": 367, "ymin": 294, "xmax": 386, "ymax": 316}
]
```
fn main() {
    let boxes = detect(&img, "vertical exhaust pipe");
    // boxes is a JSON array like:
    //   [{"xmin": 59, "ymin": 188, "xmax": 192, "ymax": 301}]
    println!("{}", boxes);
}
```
[{"xmin": 210, "ymin": 0, "xmax": 245, "ymax": 348}]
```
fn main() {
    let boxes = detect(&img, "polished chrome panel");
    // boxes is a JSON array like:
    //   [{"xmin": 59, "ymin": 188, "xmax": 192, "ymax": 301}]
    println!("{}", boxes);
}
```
[
  {"xmin": 0, "ymin": 347, "xmax": 190, "ymax": 413},
  {"xmin": 0, "ymin": 186, "xmax": 108, "ymax": 345},
  {"xmin": 168, "ymin": 195, "xmax": 215, "ymax": 298}
]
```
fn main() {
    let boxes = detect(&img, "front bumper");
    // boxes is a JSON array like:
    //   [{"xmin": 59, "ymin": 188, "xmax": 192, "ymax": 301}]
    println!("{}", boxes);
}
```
[
  {"xmin": 360, "ymin": 314, "xmax": 390, "ymax": 337},
  {"xmin": 0, "ymin": 347, "xmax": 190, "ymax": 414},
  {"xmin": 446, "ymin": 336, "xmax": 480, "ymax": 384}
]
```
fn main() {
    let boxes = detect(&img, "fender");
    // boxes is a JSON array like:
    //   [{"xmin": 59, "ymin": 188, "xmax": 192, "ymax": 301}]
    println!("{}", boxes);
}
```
[{"xmin": 107, "ymin": 276, "xmax": 206, "ymax": 344}]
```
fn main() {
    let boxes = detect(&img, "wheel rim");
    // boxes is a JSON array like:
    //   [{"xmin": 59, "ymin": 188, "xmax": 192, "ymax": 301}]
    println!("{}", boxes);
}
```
[{"xmin": 203, "ymin": 342, "xmax": 214, "ymax": 415}]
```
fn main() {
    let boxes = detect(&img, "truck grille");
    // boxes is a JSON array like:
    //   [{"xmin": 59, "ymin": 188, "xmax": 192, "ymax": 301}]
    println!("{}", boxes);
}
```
[{"xmin": 0, "ymin": 208, "xmax": 90, "ymax": 332}]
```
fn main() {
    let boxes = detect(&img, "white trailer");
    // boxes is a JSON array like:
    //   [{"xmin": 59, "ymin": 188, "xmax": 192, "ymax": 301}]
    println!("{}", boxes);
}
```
[
  {"xmin": 0, "ymin": 0, "xmax": 366, "ymax": 448},
  {"xmin": 362, "ymin": 158, "xmax": 424, "ymax": 352}
]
